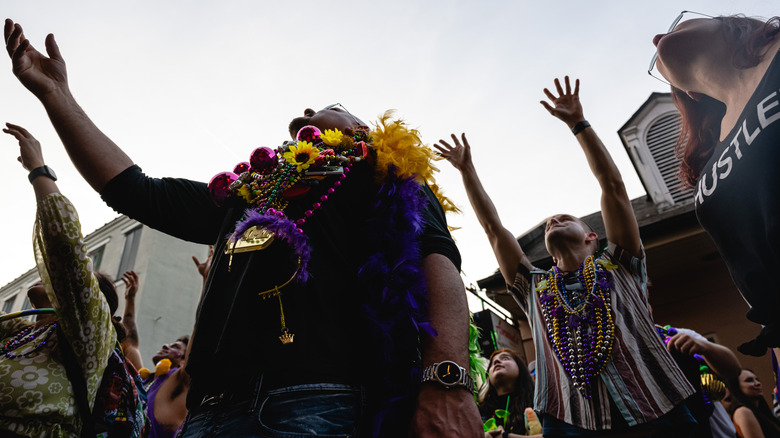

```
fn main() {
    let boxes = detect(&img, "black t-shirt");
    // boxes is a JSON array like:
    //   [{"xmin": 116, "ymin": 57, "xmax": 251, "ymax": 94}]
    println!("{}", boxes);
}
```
[
  {"xmin": 694, "ymin": 49, "xmax": 780, "ymax": 326},
  {"xmin": 101, "ymin": 161, "xmax": 460, "ymax": 405}
]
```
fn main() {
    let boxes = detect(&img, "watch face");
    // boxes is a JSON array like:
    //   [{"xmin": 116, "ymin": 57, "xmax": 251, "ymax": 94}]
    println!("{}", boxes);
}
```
[{"xmin": 435, "ymin": 361, "xmax": 461, "ymax": 385}]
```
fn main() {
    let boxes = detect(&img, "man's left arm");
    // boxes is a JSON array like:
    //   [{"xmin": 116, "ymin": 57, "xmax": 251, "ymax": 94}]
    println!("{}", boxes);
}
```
[
  {"xmin": 412, "ymin": 253, "xmax": 483, "ymax": 437},
  {"xmin": 541, "ymin": 76, "xmax": 641, "ymax": 257}
]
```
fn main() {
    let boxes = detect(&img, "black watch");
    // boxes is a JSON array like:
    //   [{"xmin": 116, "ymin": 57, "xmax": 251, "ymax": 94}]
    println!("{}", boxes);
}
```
[
  {"xmin": 28, "ymin": 165, "xmax": 57, "ymax": 184},
  {"xmin": 421, "ymin": 360, "xmax": 474, "ymax": 391}
]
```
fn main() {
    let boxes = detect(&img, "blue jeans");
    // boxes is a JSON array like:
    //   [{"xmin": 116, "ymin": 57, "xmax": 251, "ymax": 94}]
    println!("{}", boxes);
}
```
[{"xmin": 179, "ymin": 382, "xmax": 366, "ymax": 438}]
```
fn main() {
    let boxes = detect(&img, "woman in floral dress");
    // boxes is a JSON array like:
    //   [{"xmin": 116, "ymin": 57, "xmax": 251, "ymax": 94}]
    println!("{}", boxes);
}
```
[{"xmin": 0, "ymin": 123, "xmax": 116, "ymax": 437}]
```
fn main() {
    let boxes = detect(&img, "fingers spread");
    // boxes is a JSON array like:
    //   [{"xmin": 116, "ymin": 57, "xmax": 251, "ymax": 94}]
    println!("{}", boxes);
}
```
[
  {"xmin": 543, "ymin": 88, "xmax": 556, "ymax": 101},
  {"xmin": 461, "ymin": 133, "xmax": 470, "ymax": 148},
  {"xmin": 564, "ymin": 76, "xmax": 571, "ymax": 95},
  {"xmin": 450, "ymin": 133, "xmax": 462, "ymax": 147},
  {"xmin": 540, "ymin": 100, "xmax": 554, "ymax": 114},
  {"xmin": 574, "ymin": 78, "xmax": 580, "ymax": 96},
  {"xmin": 554, "ymin": 78, "xmax": 563, "ymax": 96}
]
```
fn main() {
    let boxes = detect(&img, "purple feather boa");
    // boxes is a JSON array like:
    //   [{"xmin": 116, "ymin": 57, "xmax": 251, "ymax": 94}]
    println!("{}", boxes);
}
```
[
  {"xmin": 232, "ymin": 209, "xmax": 312, "ymax": 283},
  {"xmin": 358, "ymin": 171, "xmax": 431, "ymax": 437}
]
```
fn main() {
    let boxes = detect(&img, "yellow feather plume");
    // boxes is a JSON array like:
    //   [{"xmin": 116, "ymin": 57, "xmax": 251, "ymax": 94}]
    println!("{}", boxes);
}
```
[{"xmin": 371, "ymin": 111, "xmax": 459, "ymax": 215}]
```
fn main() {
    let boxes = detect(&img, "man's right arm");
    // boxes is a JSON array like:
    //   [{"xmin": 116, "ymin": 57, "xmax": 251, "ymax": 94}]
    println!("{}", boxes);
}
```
[
  {"xmin": 6, "ymin": 20, "xmax": 223, "ymax": 244},
  {"xmin": 5, "ymin": 20, "xmax": 133, "ymax": 191}
]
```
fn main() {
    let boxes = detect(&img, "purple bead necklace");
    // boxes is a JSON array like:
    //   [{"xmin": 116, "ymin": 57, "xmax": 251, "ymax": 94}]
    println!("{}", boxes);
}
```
[
  {"xmin": 539, "ymin": 255, "xmax": 615, "ymax": 398},
  {"xmin": 1, "ymin": 321, "xmax": 58, "ymax": 358}
]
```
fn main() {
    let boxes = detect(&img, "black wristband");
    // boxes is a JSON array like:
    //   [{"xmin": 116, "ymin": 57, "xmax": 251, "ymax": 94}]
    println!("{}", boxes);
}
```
[
  {"xmin": 28, "ymin": 165, "xmax": 57, "ymax": 183},
  {"xmin": 571, "ymin": 120, "xmax": 590, "ymax": 136},
  {"xmin": 502, "ymin": 430, "xmax": 509, "ymax": 438}
]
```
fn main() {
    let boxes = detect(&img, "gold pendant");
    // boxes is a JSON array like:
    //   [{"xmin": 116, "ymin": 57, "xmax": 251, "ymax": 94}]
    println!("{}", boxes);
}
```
[
  {"xmin": 279, "ymin": 328, "xmax": 294, "ymax": 344},
  {"xmin": 276, "ymin": 293, "xmax": 294, "ymax": 344},
  {"xmin": 225, "ymin": 226, "xmax": 275, "ymax": 271},
  {"xmin": 229, "ymin": 226, "xmax": 275, "ymax": 253}
]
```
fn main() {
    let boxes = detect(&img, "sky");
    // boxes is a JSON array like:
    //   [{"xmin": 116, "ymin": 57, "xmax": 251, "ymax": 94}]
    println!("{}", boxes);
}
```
[{"xmin": 0, "ymin": 1, "xmax": 776, "ymax": 302}]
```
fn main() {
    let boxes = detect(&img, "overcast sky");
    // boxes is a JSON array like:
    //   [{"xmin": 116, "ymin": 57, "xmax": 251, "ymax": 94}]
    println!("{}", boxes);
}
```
[{"xmin": 1, "ymin": 1, "xmax": 776, "ymax": 299}]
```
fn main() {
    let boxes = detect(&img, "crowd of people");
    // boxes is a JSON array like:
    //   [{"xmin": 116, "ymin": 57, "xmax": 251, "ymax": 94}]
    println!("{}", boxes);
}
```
[{"xmin": 0, "ymin": 9, "xmax": 778, "ymax": 438}]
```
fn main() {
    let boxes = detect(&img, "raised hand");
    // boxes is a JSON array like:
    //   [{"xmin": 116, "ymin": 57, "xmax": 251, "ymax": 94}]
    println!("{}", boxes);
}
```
[
  {"xmin": 540, "ymin": 76, "xmax": 584, "ymax": 128},
  {"xmin": 121, "ymin": 270, "xmax": 139, "ymax": 301},
  {"xmin": 192, "ymin": 245, "xmax": 214, "ymax": 282},
  {"xmin": 3, "ymin": 123, "xmax": 44, "ymax": 170},
  {"xmin": 4, "ymin": 19, "xmax": 68, "ymax": 99},
  {"xmin": 666, "ymin": 332, "xmax": 706, "ymax": 356},
  {"xmin": 434, "ymin": 133, "xmax": 472, "ymax": 172}
]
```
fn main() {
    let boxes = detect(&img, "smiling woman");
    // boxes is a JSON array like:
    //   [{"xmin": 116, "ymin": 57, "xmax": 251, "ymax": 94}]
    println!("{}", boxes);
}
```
[{"xmin": 725, "ymin": 370, "xmax": 780, "ymax": 438}]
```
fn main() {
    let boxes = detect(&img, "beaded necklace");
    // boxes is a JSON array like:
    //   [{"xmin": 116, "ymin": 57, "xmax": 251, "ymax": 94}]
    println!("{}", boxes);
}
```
[
  {"xmin": 538, "ymin": 255, "xmax": 615, "ymax": 397},
  {"xmin": 0, "ymin": 321, "xmax": 58, "ymax": 358},
  {"xmin": 208, "ymin": 125, "xmax": 372, "ymax": 344}
]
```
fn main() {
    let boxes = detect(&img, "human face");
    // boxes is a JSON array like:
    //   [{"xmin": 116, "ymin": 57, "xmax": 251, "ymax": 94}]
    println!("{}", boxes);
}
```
[
  {"xmin": 739, "ymin": 370, "xmax": 763, "ymax": 399},
  {"xmin": 27, "ymin": 281, "xmax": 51, "ymax": 309},
  {"xmin": 288, "ymin": 104, "xmax": 366, "ymax": 139},
  {"xmin": 152, "ymin": 340, "xmax": 186, "ymax": 366},
  {"xmin": 488, "ymin": 351, "xmax": 520, "ymax": 385},
  {"xmin": 652, "ymin": 16, "xmax": 721, "ymax": 89},
  {"xmin": 544, "ymin": 214, "xmax": 591, "ymax": 250}
]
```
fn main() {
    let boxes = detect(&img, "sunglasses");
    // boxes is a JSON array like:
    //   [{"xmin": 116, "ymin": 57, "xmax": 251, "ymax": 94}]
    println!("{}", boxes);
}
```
[{"xmin": 648, "ymin": 10, "xmax": 713, "ymax": 85}]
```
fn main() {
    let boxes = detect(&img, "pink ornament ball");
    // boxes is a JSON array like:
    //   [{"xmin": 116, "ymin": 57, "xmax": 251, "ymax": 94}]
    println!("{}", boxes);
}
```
[
  {"xmin": 296, "ymin": 125, "xmax": 321, "ymax": 143},
  {"xmin": 207, "ymin": 171, "xmax": 238, "ymax": 206},
  {"xmin": 250, "ymin": 147, "xmax": 278, "ymax": 174},
  {"xmin": 233, "ymin": 161, "xmax": 251, "ymax": 174}
]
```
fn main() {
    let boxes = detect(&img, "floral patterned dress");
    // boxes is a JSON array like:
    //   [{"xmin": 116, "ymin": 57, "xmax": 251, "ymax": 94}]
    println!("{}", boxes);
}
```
[{"xmin": 0, "ymin": 193, "xmax": 116, "ymax": 437}]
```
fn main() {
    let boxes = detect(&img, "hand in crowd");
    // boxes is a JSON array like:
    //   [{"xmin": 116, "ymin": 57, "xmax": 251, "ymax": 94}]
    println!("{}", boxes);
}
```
[
  {"xmin": 434, "ymin": 133, "xmax": 472, "ymax": 172},
  {"xmin": 4, "ymin": 19, "xmax": 68, "ymax": 99},
  {"xmin": 666, "ymin": 332, "xmax": 706, "ymax": 356},
  {"xmin": 121, "ymin": 270, "xmax": 139, "ymax": 301},
  {"xmin": 540, "ymin": 76, "xmax": 585, "ymax": 129},
  {"xmin": 485, "ymin": 425, "xmax": 505, "ymax": 437},
  {"xmin": 3, "ymin": 122, "xmax": 44, "ymax": 170},
  {"xmin": 192, "ymin": 245, "xmax": 214, "ymax": 282}
]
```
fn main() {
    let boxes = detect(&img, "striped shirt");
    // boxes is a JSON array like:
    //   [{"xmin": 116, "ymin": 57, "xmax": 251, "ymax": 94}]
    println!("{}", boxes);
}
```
[{"xmin": 509, "ymin": 243, "xmax": 694, "ymax": 430}]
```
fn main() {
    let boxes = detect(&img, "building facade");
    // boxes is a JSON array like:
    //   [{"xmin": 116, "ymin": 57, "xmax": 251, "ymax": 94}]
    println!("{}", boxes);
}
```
[{"xmin": 0, "ymin": 214, "xmax": 208, "ymax": 370}]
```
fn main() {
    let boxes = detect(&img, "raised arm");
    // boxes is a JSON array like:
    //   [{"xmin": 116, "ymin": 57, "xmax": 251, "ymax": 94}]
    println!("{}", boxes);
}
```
[
  {"xmin": 3, "ymin": 122, "xmax": 58, "ymax": 200},
  {"xmin": 5, "ymin": 19, "xmax": 133, "ymax": 191},
  {"xmin": 5, "ymin": 123, "xmax": 115, "ymax": 400},
  {"xmin": 119, "ymin": 270, "xmax": 144, "ymax": 371},
  {"xmin": 666, "ymin": 332, "xmax": 741, "ymax": 380},
  {"xmin": 540, "ymin": 76, "xmax": 641, "ymax": 257},
  {"xmin": 434, "ymin": 134, "xmax": 532, "ymax": 284}
]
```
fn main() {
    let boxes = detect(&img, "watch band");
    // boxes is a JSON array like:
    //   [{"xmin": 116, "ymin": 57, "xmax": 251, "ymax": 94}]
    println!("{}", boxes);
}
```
[
  {"xmin": 421, "ymin": 361, "xmax": 475, "ymax": 391},
  {"xmin": 28, "ymin": 165, "xmax": 57, "ymax": 184}
]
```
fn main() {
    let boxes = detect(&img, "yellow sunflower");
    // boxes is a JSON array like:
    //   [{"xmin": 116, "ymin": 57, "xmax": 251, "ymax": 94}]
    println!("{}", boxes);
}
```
[
  {"xmin": 283, "ymin": 141, "xmax": 320, "ymax": 172},
  {"xmin": 238, "ymin": 185, "xmax": 253, "ymax": 202},
  {"xmin": 319, "ymin": 128, "xmax": 344, "ymax": 147}
]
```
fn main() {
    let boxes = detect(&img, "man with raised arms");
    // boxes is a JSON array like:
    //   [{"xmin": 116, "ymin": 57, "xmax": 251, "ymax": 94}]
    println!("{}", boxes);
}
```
[{"xmin": 436, "ymin": 77, "xmax": 697, "ymax": 437}]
